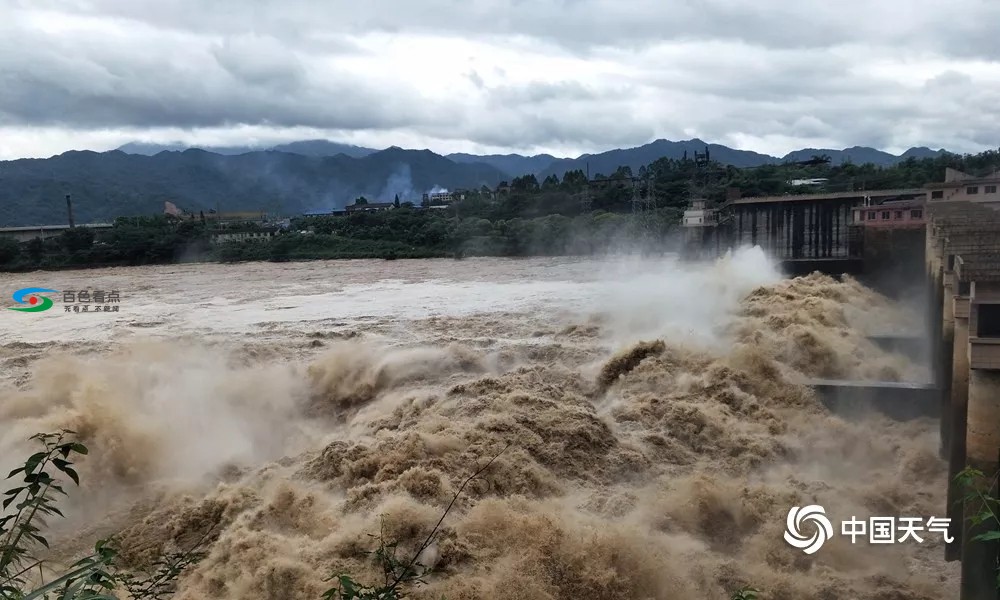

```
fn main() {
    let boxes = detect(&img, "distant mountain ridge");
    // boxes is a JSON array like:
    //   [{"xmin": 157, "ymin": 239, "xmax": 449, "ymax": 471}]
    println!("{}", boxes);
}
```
[
  {"xmin": 116, "ymin": 138, "xmax": 949, "ymax": 179},
  {"xmin": 117, "ymin": 139, "xmax": 377, "ymax": 158},
  {"xmin": 0, "ymin": 138, "xmax": 951, "ymax": 226},
  {"xmin": 0, "ymin": 147, "xmax": 506, "ymax": 227}
]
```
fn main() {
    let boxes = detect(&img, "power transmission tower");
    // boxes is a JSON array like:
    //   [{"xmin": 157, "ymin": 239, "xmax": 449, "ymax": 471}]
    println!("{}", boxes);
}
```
[
  {"xmin": 630, "ymin": 175, "xmax": 656, "ymax": 214},
  {"xmin": 629, "ymin": 174, "xmax": 658, "ymax": 252},
  {"xmin": 580, "ymin": 162, "xmax": 592, "ymax": 212}
]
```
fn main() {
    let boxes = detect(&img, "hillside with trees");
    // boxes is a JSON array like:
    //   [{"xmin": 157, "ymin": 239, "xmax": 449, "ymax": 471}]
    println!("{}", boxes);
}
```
[{"xmin": 1, "ymin": 146, "xmax": 998, "ymax": 272}]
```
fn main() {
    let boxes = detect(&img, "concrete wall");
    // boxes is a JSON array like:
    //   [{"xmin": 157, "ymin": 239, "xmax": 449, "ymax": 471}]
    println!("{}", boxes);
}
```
[
  {"xmin": 730, "ymin": 199, "xmax": 856, "ymax": 260},
  {"xmin": 946, "ymin": 303, "xmax": 970, "ymax": 560},
  {"xmin": 860, "ymin": 227, "xmax": 926, "ymax": 299},
  {"xmin": 962, "ymin": 369, "xmax": 1000, "ymax": 599}
]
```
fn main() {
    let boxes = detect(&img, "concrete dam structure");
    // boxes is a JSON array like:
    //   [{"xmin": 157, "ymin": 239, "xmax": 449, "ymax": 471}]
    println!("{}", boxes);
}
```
[
  {"xmin": 683, "ymin": 187, "xmax": 927, "ymax": 281},
  {"xmin": 926, "ymin": 201, "xmax": 1000, "ymax": 600},
  {"xmin": 686, "ymin": 186, "xmax": 1000, "ymax": 599}
]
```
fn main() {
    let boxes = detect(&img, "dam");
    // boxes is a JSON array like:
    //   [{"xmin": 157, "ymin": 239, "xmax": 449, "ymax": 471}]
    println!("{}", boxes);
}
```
[{"xmin": 687, "ymin": 183, "xmax": 1000, "ymax": 599}]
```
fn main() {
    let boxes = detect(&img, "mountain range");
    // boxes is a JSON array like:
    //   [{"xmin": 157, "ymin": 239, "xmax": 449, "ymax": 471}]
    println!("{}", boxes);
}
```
[
  {"xmin": 0, "ymin": 138, "xmax": 950, "ymax": 226},
  {"xmin": 116, "ymin": 138, "xmax": 949, "ymax": 177}
]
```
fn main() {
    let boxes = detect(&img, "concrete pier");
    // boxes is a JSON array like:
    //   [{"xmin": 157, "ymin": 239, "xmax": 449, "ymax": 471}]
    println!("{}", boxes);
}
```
[
  {"xmin": 963, "ymin": 369, "xmax": 1000, "ymax": 600},
  {"xmin": 946, "ymin": 292, "xmax": 970, "ymax": 561},
  {"xmin": 806, "ymin": 379, "xmax": 938, "ymax": 420},
  {"xmin": 926, "ymin": 203, "xmax": 1000, "ymax": 599}
]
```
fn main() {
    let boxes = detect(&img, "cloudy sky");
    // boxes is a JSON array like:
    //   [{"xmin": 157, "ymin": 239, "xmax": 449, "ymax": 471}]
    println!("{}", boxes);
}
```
[{"xmin": 2, "ymin": 0, "xmax": 999, "ymax": 161}]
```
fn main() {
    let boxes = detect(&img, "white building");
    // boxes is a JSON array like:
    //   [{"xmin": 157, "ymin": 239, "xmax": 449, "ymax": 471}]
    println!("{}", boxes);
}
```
[
  {"xmin": 422, "ymin": 189, "xmax": 467, "ymax": 204},
  {"xmin": 789, "ymin": 178, "xmax": 829, "ymax": 187},
  {"xmin": 682, "ymin": 199, "xmax": 716, "ymax": 227}
]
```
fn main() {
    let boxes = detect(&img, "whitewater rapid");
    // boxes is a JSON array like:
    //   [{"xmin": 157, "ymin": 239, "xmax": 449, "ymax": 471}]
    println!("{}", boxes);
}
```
[{"xmin": 0, "ymin": 249, "xmax": 956, "ymax": 599}]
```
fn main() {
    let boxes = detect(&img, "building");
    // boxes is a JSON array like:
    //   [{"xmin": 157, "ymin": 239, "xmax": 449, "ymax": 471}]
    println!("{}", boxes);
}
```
[
  {"xmin": 422, "ymin": 189, "xmax": 466, "ymax": 205},
  {"xmin": 682, "ymin": 199, "xmax": 716, "ymax": 227},
  {"xmin": 210, "ymin": 229, "xmax": 278, "ymax": 244},
  {"xmin": 682, "ymin": 199, "xmax": 725, "ymax": 260},
  {"xmin": 345, "ymin": 202, "xmax": 395, "ymax": 214},
  {"xmin": 302, "ymin": 209, "xmax": 343, "ymax": 217},
  {"xmin": 789, "ymin": 178, "xmax": 829, "ymax": 187},
  {"xmin": 926, "ymin": 168, "xmax": 1000, "ymax": 205},
  {"xmin": 0, "ymin": 224, "xmax": 114, "ymax": 243},
  {"xmin": 852, "ymin": 199, "xmax": 925, "ymax": 228},
  {"xmin": 204, "ymin": 211, "xmax": 272, "ymax": 226}
]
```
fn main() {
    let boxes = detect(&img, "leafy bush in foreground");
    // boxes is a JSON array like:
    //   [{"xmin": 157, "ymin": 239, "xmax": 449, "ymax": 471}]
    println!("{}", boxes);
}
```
[{"xmin": 0, "ymin": 430, "xmax": 206, "ymax": 600}]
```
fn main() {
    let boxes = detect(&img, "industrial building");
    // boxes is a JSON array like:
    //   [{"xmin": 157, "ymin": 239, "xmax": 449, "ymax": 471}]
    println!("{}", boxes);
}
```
[
  {"xmin": 852, "ymin": 199, "xmax": 925, "ymax": 229},
  {"xmin": 926, "ymin": 168, "xmax": 1000, "ymax": 204},
  {"xmin": 345, "ymin": 201, "xmax": 395, "ymax": 213},
  {"xmin": 0, "ymin": 223, "xmax": 114, "ymax": 243}
]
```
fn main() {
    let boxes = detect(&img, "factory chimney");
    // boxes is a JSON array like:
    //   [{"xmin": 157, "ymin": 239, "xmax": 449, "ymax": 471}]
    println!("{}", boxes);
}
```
[{"xmin": 66, "ymin": 194, "xmax": 75, "ymax": 228}]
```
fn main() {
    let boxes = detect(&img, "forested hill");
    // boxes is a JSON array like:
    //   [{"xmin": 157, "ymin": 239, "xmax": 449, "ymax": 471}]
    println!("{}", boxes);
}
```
[
  {"xmin": 0, "ymin": 148, "xmax": 506, "ymax": 227},
  {"xmin": 0, "ymin": 140, "xmax": 985, "ymax": 227}
]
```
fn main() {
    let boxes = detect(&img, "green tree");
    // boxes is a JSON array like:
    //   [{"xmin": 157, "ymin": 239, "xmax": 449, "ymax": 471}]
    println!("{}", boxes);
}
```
[
  {"xmin": 511, "ymin": 174, "xmax": 539, "ymax": 192},
  {"xmin": 393, "ymin": 194, "xmax": 400, "ymax": 208},
  {"xmin": 25, "ymin": 237, "xmax": 44, "ymax": 262},
  {"xmin": 59, "ymin": 227, "xmax": 95, "ymax": 254},
  {"xmin": 0, "ymin": 238, "xmax": 19, "ymax": 265},
  {"xmin": 612, "ymin": 165, "xmax": 633, "ymax": 179}
]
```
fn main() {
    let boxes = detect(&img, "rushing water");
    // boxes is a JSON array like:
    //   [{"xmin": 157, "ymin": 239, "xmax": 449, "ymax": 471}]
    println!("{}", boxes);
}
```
[{"xmin": 0, "ymin": 251, "xmax": 957, "ymax": 599}]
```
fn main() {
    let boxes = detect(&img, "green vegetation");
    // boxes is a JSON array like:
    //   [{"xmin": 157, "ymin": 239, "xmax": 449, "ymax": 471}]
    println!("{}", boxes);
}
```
[
  {"xmin": 0, "ymin": 148, "xmax": 507, "ymax": 227},
  {"xmin": 955, "ymin": 466, "xmax": 1000, "ymax": 588},
  {"xmin": 2, "ymin": 433, "xmax": 507, "ymax": 600},
  {"xmin": 3, "ymin": 147, "xmax": 1000, "ymax": 272},
  {"xmin": 0, "ymin": 430, "xmax": 208, "ymax": 600},
  {"xmin": 730, "ymin": 587, "xmax": 760, "ymax": 600}
]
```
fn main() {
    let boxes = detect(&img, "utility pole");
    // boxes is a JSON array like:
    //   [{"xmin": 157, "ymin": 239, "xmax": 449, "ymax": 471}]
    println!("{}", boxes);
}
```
[{"xmin": 65, "ymin": 194, "xmax": 75, "ymax": 228}]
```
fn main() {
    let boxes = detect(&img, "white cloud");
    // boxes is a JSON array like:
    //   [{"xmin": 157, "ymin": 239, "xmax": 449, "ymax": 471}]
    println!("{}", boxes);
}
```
[{"xmin": 1, "ymin": 0, "xmax": 999, "ymax": 160}]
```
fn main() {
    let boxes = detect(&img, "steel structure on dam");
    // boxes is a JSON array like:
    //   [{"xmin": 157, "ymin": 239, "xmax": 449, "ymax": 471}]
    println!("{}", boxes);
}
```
[{"xmin": 723, "ymin": 188, "xmax": 925, "ymax": 260}]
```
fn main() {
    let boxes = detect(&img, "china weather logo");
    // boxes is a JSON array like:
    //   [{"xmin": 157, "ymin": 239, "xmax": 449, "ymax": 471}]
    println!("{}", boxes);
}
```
[
  {"xmin": 784, "ymin": 505, "xmax": 834, "ymax": 554},
  {"xmin": 8, "ymin": 288, "xmax": 59, "ymax": 312}
]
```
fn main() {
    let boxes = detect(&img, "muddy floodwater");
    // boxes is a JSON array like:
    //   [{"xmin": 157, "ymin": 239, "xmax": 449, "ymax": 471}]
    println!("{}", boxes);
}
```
[{"xmin": 0, "ymin": 251, "xmax": 958, "ymax": 599}]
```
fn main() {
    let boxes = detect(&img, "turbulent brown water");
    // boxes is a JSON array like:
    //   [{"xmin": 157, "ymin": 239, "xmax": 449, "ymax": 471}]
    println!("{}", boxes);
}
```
[{"xmin": 0, "ymin": 250, "xmax": 956, "ymax": 599}]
